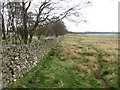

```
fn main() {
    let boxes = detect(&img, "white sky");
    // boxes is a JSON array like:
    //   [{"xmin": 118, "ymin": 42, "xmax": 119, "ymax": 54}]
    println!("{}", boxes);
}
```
[
  {"xmin": 28, "ymin": 0, "xmax": 119, "ymax": 32},
  {"xmin": 64, "ymin": 0, "xmax": 119, "ymax": 32},
  {"xmin": 1, "ymin": 0, "xmax": 119, "ymax": 32},
  {"xmin": 29, "ymin": 0, "xmax": 119, "ymax": 32}
]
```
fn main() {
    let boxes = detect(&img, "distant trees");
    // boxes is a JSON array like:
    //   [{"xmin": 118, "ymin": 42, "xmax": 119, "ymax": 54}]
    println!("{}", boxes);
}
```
[
  {"xmin": 35, "ymin": 19, "xmax": 67, "ymax": 39},
  {"xmin": 1, "ymin": 0, "xmax": 92, "ymax": 44},
  {"xmin": 51, "ymin": 19, "xmax": 67, "ymax": 37}
]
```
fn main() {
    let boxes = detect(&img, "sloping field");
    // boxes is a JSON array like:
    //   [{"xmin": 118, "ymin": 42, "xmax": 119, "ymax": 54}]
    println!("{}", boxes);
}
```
[{"xmin": 9, "ymin": 34, "xmax": 119, "ymax": 88}]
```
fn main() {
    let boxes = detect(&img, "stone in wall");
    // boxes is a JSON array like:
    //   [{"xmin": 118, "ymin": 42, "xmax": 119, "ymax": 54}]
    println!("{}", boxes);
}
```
[{"xmin": 1, "ymin": 38, "xmax": 57, "ymax": 87}]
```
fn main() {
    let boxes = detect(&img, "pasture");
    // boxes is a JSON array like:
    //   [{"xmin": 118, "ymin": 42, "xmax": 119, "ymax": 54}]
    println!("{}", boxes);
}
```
[{"xmin": 9, "ymin": 34, "xmax": 119, "ymax": 88}]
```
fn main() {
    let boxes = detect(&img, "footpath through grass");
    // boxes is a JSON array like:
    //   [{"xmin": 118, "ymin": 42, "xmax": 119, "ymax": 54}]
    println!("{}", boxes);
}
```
[{"xmin": 9, "ymin": 34, "xmax": 119, "ymax": 88}]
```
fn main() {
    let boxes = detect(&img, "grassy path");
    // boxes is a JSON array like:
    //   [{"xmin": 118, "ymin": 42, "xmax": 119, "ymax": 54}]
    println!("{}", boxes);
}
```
[{"xmin": 9, "ymin": 34, "xmax": 119, "ymax": 88}]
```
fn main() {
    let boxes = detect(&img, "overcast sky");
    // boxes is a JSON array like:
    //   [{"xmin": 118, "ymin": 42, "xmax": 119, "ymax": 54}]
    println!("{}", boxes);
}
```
[
  {"xmin": 64, "ymin": 0, "xmax": 119, "ymax": 32},
  {"xmin": 4, "ymin": 0, "xmax": 118, "ymax": 32},
  {"xmin": 28, "ymin": 0, "xmax": 119, "ymax": 32}
]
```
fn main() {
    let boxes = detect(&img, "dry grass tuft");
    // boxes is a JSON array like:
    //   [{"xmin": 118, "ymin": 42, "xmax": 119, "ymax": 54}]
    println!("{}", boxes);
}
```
[
  {"xmin": 89, "ymin": 63, "xmax": 98, "ymax": 70},
  {"xmin": 76, "ymin": 64, "xmax": 88, "ymax": 73},
  {"xmin": 69, "ymin": 46, "xmax": 76, "ymax": 50},
  {"xmin": 60, "ymin": 48, "xmax": 79, "ymax": 60},
  {"xmin": 62, "ymin": 42, "xmax": 79, "ymax": 46},
  {"xmin": 81, "ymin": 35, "xmax": 118, "ymax": 54},
  {"xmin": 60, "ymin": 39, "xmax": 81, "ymax": 60},
  {"xmin": 84, "ymin": 49, "xmax": 97, "ymax": 56},
  {"xmin": 75, "ymin": 49, "xmax": 82, "ymax": 54},
  {"xmin": 103, "ymin": 56, "xmax": 117, "ymax": 63},
  {"xmin": 108, "ymin": 56, "xmax": 118, "ymax": 62},
  {"xmin": 86, "ymin": 56, "xmax": 98, "ymax": 64},
  {"xmin": 77, "ymin": 45, "xmax": 84, "ymax": 49}
]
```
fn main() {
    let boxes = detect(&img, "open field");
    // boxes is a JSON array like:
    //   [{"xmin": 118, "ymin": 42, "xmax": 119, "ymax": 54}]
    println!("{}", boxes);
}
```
[
  {"xmin": 9, "ymin": 34, "xmax": 119, "ymax": 88},
  {"xmin": 80, "ymin": 34, "xmax": 118, "ymax": 55}
]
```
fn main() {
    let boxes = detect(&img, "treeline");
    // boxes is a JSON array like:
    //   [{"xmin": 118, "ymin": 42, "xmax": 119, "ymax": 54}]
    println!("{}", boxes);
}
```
[
  {"xmin": 17, "ymin": 18, "xmax": 68, "ymax": 40},
  {"xmin": 35, "ymin": 19, "xmax": 68, "ymax": 39},
  {"xmin": 68, "ymin": 31, "xmax": 119, "ymax": 34},
  {"xmin": 0, "ymin": 0, "xmax": 91, "ymax": 44}
]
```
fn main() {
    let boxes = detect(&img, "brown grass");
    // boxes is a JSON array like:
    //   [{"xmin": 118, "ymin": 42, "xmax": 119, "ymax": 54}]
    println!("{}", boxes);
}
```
[
  {"xmin": 86, "ymin": 56, "xmax": 98, "ymax": 64},
  {"xmin": 60, "ymin": 48, "xmax": 79, "ymax": 60},
  {"xmin": 60, "ymin": 36, "xmax": 83, "ymax": 60},
  {"xmin": 84, "ymin": 49, "xmax": 97, "ymax": 56},
  {"xmin": 80, "ymin": 35, "xmax": 118, "ymax": 55},
  {"xmin": 89, "ymin": 63, "xmax": 98, "ymax": 70},
  {"xmin": 76, "ymin": 64, "xmax": 88, "ymax": 73},
  {"xmin": 103, "ymin": 56, "xmax": 117, "ymax": 63},
  {"xmin": 61, "ymin": 42, "xmax": 79, "ymax": 46},
  {"xmin": 77, "ymin": 45, "xmax": 84, "ymax": 49},
  {"xmin": 75, "ymin": 49, "xmax": 82, "ymax": 54}
]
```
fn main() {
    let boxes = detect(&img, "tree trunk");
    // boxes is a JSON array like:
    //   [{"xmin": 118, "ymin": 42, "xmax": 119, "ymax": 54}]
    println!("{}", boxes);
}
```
[
  {"xmin": 22, "ymin": 2, "xmax": 28, "ymax": 44},
  {"xmin": 2, "ymin": 12, "xmax": 6, "ymax": 40},
  {"xmin": 29, "ymin": 34, "xmax": 33, "ymax": 43}
]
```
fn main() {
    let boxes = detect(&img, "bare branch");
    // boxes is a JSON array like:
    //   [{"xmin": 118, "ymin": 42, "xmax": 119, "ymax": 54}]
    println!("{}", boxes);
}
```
[{"xmin": 25, "ymin": 2, "xmax": 31, "ymax": 11}]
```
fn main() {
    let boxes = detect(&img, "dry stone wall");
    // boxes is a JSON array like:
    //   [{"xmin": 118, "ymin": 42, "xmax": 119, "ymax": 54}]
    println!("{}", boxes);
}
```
[{"xmin": 0, "ymin": 38, "xmax": 57, "ymax": 87}]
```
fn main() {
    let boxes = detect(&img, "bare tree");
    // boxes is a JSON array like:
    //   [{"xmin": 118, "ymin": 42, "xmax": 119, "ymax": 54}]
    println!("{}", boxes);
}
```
[
  {"xmin": 1, "ymin": 0, "xmax": 92, "ymax": 44},
  {"xmin": 28, "ymin": 0, "xmax": 92, "ymax": 43}
]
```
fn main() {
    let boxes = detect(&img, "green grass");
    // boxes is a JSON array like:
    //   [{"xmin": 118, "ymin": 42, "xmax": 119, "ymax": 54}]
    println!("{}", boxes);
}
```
[
  {"xmin": 8, "ymin": 34, "xmax": 119, "ymax": 88},
  {"xmin": 79, "ymin": 42, "xmax": 119, "ymax": 88},
  {"xmin": 9, "ymin": 44, "xmax": 104, "ymax": 88},
  {"xmin": 87, "ymin": 44, "xmax": 118, "ymax": 88}
]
